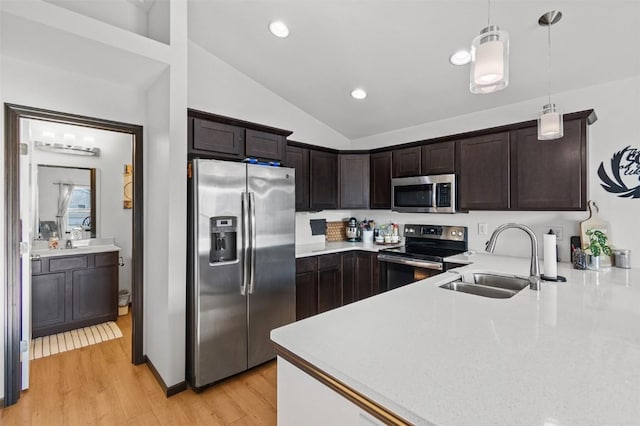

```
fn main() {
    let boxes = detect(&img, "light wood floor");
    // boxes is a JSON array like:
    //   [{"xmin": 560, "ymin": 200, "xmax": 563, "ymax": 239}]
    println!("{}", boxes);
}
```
[{"xmin": 0, "ymin": 313, "xmax": 277, "ymax": 425}]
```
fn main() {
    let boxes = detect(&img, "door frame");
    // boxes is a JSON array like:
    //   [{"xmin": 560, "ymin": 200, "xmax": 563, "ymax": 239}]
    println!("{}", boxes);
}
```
[{"xmin": 3, "ymin": 104, "xmax": 145, "ymax": 406}]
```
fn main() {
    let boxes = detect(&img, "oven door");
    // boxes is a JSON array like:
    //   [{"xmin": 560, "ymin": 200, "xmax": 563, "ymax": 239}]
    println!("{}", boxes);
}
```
[{"xmin": 377, "ymin": 254, "xmax": 443, "ymax": 291}]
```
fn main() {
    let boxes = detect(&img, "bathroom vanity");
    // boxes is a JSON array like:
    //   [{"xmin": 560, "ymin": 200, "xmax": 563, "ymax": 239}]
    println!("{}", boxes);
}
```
[{"xmin": 31, "ymin": 246, "xmax": 120, "ymax": 338}]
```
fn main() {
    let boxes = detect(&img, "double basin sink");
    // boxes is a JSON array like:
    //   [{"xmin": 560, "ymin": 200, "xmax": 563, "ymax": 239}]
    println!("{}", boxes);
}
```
[{"xmin": 440, "ymin": 272, "xmax": 530, "ymax": 299}]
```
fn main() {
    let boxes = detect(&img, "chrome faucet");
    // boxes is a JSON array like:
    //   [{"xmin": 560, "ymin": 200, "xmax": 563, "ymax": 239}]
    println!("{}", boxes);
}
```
[{"xmin": 485, "ymin": 223, "xmax": 541, "ymax": 291}]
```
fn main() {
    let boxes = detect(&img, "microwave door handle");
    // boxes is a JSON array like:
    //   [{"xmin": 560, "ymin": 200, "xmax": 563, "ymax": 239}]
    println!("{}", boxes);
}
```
[
  {"xmin": 432, "ymin": 183, "xmax": 438, "ymax": 210},
  {"xmin": 241, "ymin": 192, "xmax": 249, "ymax": 296}
]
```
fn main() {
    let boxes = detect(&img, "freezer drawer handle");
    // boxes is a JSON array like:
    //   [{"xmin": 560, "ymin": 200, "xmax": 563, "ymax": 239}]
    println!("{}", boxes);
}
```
[
  {"xmin": 241, "ymin": 192, "xmax": 250, "ymax": 296},
  {"xmin": 248, "ymin": 192, "xmax": 257, "ymax": 294}
]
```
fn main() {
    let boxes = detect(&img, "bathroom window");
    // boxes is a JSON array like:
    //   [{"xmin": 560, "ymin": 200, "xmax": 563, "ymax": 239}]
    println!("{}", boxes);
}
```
[{"xmin": 67, "ymin": 186, "xmax": 92, "ymax": 229}]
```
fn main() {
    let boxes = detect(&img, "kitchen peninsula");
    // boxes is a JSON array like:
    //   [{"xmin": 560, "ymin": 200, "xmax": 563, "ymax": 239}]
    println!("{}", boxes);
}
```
[{"xmin": 272, "ymin": 253, "xmax": 640, "ymax": 425}]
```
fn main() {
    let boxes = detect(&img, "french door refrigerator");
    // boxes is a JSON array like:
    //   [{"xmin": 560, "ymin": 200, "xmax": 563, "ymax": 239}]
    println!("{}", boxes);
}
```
[{"xmin": 187, "ymin": 159, "xmax": 295, "ymax": 390}]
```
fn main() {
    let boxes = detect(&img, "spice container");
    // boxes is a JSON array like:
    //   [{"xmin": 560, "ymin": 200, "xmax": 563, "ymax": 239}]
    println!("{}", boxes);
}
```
[
  {"xmin": 572, "ymin": 248, "xmax": 587, "ymax": 270},
  {"xmin": 613, "ymin": 249, "xmax": 631, "ymax": 269}
]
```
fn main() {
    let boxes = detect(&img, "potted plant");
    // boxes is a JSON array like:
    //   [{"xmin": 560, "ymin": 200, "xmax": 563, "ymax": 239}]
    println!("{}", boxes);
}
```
[{"xmin": 585, "ymin": 229, "xmax": 612, "ymax": 270}]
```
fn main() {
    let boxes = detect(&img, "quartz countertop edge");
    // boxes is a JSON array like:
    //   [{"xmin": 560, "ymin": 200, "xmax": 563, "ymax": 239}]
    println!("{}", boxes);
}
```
[
  {"xmin": 296, "ymin": 241, "xmax": 402, "ymax": 258},
  {"xmin": 272, "ymin": 252, "xmax": 640, "ymax": 425},
  {"xmin": 32, "ymin": 244, "xmax": 121, "ymax": 258}
]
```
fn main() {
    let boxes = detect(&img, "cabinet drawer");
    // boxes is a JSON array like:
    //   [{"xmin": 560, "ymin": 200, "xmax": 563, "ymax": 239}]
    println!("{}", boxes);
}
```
[
  {"xmin": 49, "ymin": 255, "xmax": 87, "ymax": 272},
  {"xmin": 317, "ymin": 253, "xmax": 340, "ymax": 270},
  {"xmin": 296, "ymin": 257, "xmax": 317, "ymax": 274},
  {"xmin": 95, "ymin": 252, "xmax": 118, "ymax": 267},
  {"xmin": 32, "ymin": 260, "xmax": 42, "ymax": 274}
]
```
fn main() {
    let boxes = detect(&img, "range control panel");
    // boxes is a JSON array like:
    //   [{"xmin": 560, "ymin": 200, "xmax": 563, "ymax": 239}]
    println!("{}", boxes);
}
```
[{"xmin": 403, "ymin": 224, "xmax": 467, "ymax": 242}]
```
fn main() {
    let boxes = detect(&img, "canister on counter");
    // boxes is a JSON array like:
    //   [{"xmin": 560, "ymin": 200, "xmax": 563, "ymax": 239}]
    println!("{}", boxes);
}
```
[{"xmin": 613, "ymin": 249, "xmax": 631, "ymax": 269}]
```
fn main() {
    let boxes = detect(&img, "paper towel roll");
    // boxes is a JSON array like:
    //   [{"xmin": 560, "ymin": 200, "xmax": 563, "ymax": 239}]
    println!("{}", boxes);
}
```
[{"xmin": 543, "ymin": 233, "xmax": 557, "ymax": 278}]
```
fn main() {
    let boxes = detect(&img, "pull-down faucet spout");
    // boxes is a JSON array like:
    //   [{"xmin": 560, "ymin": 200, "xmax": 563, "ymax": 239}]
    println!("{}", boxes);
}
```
[{"xmin": 485, "ymin": 223, "xmax": 541, "ymax": 290}]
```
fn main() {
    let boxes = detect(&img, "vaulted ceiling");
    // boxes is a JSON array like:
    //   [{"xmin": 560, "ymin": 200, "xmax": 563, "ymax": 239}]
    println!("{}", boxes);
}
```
[{"xmin": 188, "ymin": 1, "xmax": 640, "ymax": 140}]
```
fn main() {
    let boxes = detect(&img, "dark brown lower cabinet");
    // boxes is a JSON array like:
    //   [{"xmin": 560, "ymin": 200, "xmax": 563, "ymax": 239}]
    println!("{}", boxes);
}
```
[
  {"xmin": 341, "ymin": 253, "xmax": 355, "ymax": 305},
  {"xmin": 295, "ymin": 257, "xmax": 318, "ymax": 321},
  {"xmin": 317, "ymin": 254, "xmax": 342, "ymax": 313},
  {"xmin": 32, "ymin": 252, "xmax": 119, "ymax": 338},
  {"xmin": 295, "ymin": 251, "xmax": 382, "ymax": 320}
]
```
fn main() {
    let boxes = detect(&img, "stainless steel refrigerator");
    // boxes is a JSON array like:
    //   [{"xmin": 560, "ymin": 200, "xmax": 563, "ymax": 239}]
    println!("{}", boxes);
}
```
[{"xmin": 187, "ymin": 159, "xmax": 295, "ymax": 390}]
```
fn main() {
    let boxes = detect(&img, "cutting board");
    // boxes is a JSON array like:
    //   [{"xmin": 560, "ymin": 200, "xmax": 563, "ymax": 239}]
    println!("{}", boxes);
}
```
[{"xmin": 580, "ymin": 200, "xmax": 611, "ymax": 249}]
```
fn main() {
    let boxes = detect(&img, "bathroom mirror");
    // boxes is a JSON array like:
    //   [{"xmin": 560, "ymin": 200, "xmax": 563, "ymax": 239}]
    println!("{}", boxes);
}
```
[{"xmin": 36, "ymin": 165, "xmax": 96, "ymax": 240}]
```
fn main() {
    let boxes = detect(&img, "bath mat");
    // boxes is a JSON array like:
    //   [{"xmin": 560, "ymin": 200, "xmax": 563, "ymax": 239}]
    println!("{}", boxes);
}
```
[{"xmin": 30, "ymin": 321, "xmax": 123, "ymax": 360}]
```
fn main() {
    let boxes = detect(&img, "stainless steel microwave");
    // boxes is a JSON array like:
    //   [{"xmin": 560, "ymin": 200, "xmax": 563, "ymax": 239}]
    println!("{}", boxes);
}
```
[{"xmin": 391, "ymin": 174, "xmax": 456, "ymax": 213}]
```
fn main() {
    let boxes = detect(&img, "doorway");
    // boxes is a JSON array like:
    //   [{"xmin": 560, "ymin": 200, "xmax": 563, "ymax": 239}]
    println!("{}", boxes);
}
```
[{"xmin": 4, "ymin": 104, "xmax": 144, "ymax": 406}]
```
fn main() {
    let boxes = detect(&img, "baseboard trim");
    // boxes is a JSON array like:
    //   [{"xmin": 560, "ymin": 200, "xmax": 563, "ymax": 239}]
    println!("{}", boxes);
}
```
[{"xmin": 144, "ymin": 355, "xmax": 187, "ymax": 397}]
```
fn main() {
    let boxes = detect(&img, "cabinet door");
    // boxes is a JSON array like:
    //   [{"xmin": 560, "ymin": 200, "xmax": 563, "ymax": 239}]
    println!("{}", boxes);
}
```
[
  {"xmin": 355, "ymin": 252, "xmax": 374, "ymax": 301},
  {"xmin": 370, "ymin": 151, "xmax": 392, "ymax": 209},
  {"xmin": 341, "ymin": 253, "xmax": 355, "ymax": 305},
  {"xmin": 511, "ymin": 119, "xmax": 586, "ymax": 210},
  {"xmin": 32, "ymin": 272, "xmax": 66, "ymax": 335},
  {"xmin": 457, "ymin": 132, "xmax": 510, "ymax": 210},
  {"xmin": 310, "ymin": 150, "xmax": 339, "ymax": 210},
  {"xmin": 246, "ymin": 129, "xmax": 286, "ymax": 162},
  {"xmin": 422, "ymin": 142, "xmax": 455, "ymax": 174},
  {"xmin": 317, "ymin": 267, "xmax": 342, "ymax": 313},
  {"xmin": 295, "ymin": 271, "xmax": 318, "ymax": 320},
  {"xmin": 392, "ymin": 146, "xmax": 421, "ymax": 178},
  {"xmin": 72, "ymin": 266, "xmax": 118, "ymax": 321},
  {"xmin": 286, "ymin": 146, "xmax": 310, "ymax": 211},
  {"xmin": 339, "ymin": 154, "xmax": 370, "ymax": 209},
  {"xmin": 371, "ymin": 253, "xmax": 380, "ymax": 295},
  {"xmin": 192, "ymin": 118, "xmax": 245, "ymax": 158}
]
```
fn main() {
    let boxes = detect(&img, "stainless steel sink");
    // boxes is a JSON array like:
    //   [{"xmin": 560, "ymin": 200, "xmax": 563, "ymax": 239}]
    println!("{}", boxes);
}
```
[
  {"xmin": 439, "ymin": 273, "xmax": 529, "ymax": 299},
  {"xmin": 471, "ymin": 273, "xmax": 529, "ymax": 292}
]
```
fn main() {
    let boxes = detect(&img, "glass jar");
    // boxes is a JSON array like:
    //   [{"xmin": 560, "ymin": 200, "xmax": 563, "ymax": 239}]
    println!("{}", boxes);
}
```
[{"xmin": 572, "ymin": 248, "xmax": 587, "ymax": 270}]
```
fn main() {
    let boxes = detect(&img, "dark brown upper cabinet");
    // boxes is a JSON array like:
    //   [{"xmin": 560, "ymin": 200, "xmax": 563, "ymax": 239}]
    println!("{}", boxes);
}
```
[
  {"xmin": 286, "ymin": 145, "xmax": 311, "ymax": 211},
  {"xmin": 511, "ymin": 118, "xmax": 586, "ymax": 210},
  {"xmin": 310, "ymin": 150, "xmax": 339, "ymax": 210},
  {"xmin": 392, "ymin": 146, "xmax": 422, "ymax": 177},
  {"xmin": 370, "ymin": 151, "xmax": 392, "ymax": 209},
  {"xmin": 245, "ymin": 129, "xmax": 286, "ymax": 162},
  {"xmin": 188, "ymin": 109, "xmax": 292, "ymax": 162},
  {"xmin": 192, "ymin": 118, "xmax": 245, "ymax": 159},
  {"xmin": 421, "ymin": 141, "xmax": 455, "ymax": 175},
  {"xmin": 457, "ymin": 132, "xmax": 511, "ymax": 210},
  {"xmin": 339, "ymin": 154, "xmax": 370, "ymax": 209}
]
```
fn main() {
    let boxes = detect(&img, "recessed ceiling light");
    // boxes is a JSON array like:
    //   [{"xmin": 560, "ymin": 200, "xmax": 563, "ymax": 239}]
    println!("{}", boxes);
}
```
[
  {"xmin": 269, "ymin": 21, "xmax": 290, "ymax": 38},
  {"xmin": 449, "ymin": 49, "xmax": 471, "ymax": 66},
  {"xmin": 350, "ymin": 88, "xmax": 367, "ymax": 100}
]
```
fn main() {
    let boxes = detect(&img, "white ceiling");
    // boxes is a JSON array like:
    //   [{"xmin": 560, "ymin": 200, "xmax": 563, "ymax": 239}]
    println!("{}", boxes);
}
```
[{"xmin": 188, "ymin": 1, "xmax": 640, "ymax": 140}]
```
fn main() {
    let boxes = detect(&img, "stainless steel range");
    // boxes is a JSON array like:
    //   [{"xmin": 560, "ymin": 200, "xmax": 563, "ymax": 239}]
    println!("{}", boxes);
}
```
[{"xmin": 378, "ymin": 224, "xmax": 468, "ymax": 291}]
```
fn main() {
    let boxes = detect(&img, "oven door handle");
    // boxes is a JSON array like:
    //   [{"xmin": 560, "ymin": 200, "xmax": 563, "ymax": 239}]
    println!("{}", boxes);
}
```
[{"xmin": 377, "ymin": 254, "xmax": 443, "ymax": 271}]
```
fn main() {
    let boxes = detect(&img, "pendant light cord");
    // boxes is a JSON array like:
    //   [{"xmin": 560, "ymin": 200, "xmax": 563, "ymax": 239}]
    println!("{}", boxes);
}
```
[
  {"xmin": 547, "ymin": 22, "xmax": 552, "ymax": 105},
  {"xmin": 487, "ymin": 0, "xmax": 491, "ymax": 26}
]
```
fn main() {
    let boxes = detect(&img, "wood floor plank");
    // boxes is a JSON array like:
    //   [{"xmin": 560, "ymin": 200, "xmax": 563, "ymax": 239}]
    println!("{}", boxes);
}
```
[{"xmin": 0, "ymin": 313, "xmax": 278, "ymax": 426}]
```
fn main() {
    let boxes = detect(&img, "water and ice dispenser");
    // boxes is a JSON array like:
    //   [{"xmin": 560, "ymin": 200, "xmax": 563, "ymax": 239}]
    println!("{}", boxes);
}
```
[{"xmin": 210, "ymin": 216, "xmax": 237, "ymax": 263}]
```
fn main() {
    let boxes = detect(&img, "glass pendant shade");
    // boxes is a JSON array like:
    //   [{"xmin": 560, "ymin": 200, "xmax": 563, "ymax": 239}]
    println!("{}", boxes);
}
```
[
  {"xmin": 470, "ymin": 25, "xmax": 509, "ymax": 94},
  {"xmin": 538, "ymin": 103, "xmax": 563, "ymax": 140}
]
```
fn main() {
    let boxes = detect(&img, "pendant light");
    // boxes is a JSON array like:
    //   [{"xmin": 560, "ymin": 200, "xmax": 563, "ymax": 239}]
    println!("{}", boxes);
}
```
[
  {"xmin": 470, "ymin": 0, "xmax": 509, "ymax": 94},
  {"xmin": 537, "ymin": 11, "xmax": 563, "ymax": 140}
]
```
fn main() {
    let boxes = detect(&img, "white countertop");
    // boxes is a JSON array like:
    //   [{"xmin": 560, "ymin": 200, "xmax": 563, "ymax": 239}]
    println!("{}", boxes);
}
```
[
  {"xmin": 272, "ymin": 252, "xmax": 640, "ymax": 425},
  {"xmin": 296, "ymin": 241, "xmax": 402, "ymax": 258},
  {"xmin": 32, "ymin": 238, "xmax": 120, "ymax": 258}
]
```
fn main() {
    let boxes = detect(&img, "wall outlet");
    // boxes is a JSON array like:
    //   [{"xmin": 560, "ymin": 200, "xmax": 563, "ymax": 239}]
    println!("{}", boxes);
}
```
[
  {"xmin": 547, "ymin": 226, "xmax": 564, "ymax": 241},
  {"xmin": 478, "ymin": 223, "xmax": 488, "ymax": 236}
]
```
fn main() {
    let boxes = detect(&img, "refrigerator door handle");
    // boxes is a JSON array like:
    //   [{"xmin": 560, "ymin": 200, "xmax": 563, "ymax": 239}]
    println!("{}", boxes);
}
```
[
  {"xmin": 248, "ymin": 192, "xmax": 257, "ymax": 294},
  {"xmin": 241, "ymin": 192, "xmax": 250, "ymax": 296}
]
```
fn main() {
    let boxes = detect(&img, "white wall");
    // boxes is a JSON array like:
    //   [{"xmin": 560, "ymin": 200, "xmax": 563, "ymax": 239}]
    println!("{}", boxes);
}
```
[
  {"xmin": 345, "ymin": 76, "xmax": 640, "ymax": 268},
  {"xmin": 31, "ymin": 127, "xmax": 134, "ymax": 294},
  {"xmin": 0, "ymin": 55, "xmax": 147, "ymax": 399},
  {"xmin": 188, "ymin": 41, "xmax": 351, "ymax": 150}
]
